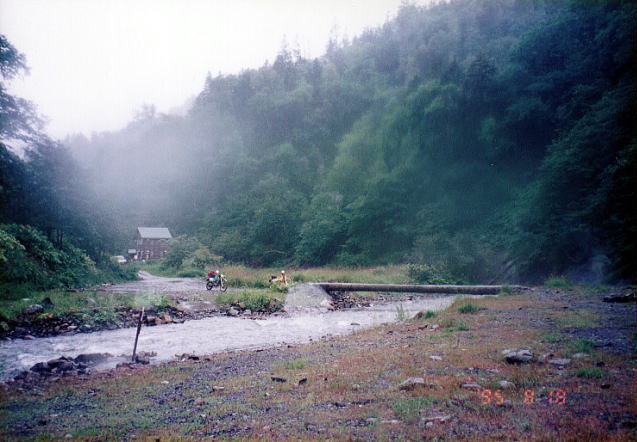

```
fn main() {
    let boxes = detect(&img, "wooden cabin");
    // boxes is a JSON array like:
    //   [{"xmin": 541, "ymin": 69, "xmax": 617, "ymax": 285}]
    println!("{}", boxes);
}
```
[{"xmin": 135, "ymin": 227, "xmax": 172, "ymax": 260}]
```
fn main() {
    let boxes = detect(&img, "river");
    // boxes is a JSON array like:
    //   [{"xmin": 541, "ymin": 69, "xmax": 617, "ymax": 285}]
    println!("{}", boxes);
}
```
[{"xmin": 0, "ymin": 277, "xmax": 460, "ymax": 380}]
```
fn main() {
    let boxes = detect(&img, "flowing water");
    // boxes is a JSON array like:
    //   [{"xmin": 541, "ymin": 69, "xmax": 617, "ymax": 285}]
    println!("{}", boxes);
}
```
[{"xmin": 0, "ymin": 281, "xmax": 460, "ymax": 381}]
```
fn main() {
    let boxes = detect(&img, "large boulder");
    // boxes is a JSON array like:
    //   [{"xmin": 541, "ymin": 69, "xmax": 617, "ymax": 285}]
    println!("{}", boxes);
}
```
[
  {"xmin": 502, "ymin": 349, "xmax": 534, "ymax": 364},
  {"xmin": 74, "ymin": 353, "xmax": 112, "ymax": 365},
  {"xmin": 398, "ymin": 377, "xmax": 427, "ymax": 391},
  {"xmin": 24, "ymin": 304, "xmax": 44, "ymax": 315}
]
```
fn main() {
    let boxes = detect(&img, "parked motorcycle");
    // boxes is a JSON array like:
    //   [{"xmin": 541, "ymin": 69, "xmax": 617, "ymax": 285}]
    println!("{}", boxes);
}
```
[{"xmin": 206, "ymin": 274, "xmax": 228, "ymax": 292}]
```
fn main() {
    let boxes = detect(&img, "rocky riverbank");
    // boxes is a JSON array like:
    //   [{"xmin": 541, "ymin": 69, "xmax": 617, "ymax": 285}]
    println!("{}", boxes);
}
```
[{"xmin": 0, "ymin": 300, "xmax": 282, "ymax": 341}]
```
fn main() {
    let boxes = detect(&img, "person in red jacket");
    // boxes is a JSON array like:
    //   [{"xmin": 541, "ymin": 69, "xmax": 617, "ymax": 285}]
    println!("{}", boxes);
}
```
[{"xmin": 207, "ymin": 270, "xmax": 219, "ymax": 281}]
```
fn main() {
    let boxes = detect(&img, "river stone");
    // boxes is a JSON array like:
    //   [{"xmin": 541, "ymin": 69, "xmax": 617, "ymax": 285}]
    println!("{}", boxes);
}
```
[
  {"xmin": 227, "ymin": 307, "xmax": 239, "ymax": 317},
  {"xmin": 461, "ymin": 383, "xmax": 482, "ymax": 390},
  {"xmin": 41, "ymin": 297, "xmax": 54, "ymax": 309},
  {"xmin": 421, "ymin": 414, "xmax": 452, "ymax": 424},
  {"xmin": 47, "ymin": 357, "xmax": 74, "ymax": 368},
  {"xmin": 134, "ymin": 354, "xmax": 150, "ymax": 364},
  {"xmin": 398, "ymin": 377, "xmax": 426, "ymax": 391},
  {"xmin": 603, "ymin": 292, "xmax": 635, "ymax": 303},
  {"xmin": 502, "ymin": 349, "xmax": 534, "ymax": 364},
  {"xmin": 30, "ymin": 362, "xmax": 50, "ymax": 373},
  {"xmin": 74, "ymin": 353, "xmax": 112, "ymax": 365},
  {"xmin": 548, "ymin": 358, "xmax": 571, "ymax": 367},
  {"xmin": 24, "ymin": 304, "xmax": 44, "ymax": 315},
  {"xmin": 498, "ymin": 380, "xmax": 516, "ymax": 389},
  {"xmin": 55, "ymin": 361, "xmax": 77, "ymax": 372}
]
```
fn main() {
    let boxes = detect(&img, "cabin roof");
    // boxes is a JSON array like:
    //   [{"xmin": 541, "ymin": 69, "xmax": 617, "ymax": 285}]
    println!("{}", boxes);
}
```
[{"xmin": 137, "ymin": 227, "xmax": 172, "ymax": 239}]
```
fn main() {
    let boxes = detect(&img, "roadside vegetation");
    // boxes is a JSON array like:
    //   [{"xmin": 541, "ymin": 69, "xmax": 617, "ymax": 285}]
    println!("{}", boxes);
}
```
[
  {"xmin": 0, "ymin": 224, "xmax": 138, "ymax": 301},
  {"xmin": 0, "ymin": 291, "xmax": 170, "ymax": 323}
]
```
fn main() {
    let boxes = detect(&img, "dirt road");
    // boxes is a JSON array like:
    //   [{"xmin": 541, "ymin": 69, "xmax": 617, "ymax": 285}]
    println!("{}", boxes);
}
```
[{"xmin": 103, "ymin": 271, "xmax": 229, "ymax": 295}]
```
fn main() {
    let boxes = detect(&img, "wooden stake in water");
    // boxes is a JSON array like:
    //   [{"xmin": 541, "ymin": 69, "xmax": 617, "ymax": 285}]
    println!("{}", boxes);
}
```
[{"xmin": 132, "ymin": 306, "xmax": 145, "ymax": 362}]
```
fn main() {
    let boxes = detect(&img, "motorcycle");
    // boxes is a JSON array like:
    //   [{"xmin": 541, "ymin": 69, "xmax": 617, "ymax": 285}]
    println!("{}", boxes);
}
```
[{"xmin": 206, "ymin": 274, "xmax": 228, "ymax": 292}]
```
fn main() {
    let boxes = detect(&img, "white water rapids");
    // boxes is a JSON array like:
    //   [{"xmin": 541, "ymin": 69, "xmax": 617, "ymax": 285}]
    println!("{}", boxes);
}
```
[{"xmin": 0, "ymin": 282, "xmax": 461, "ymax": 380}]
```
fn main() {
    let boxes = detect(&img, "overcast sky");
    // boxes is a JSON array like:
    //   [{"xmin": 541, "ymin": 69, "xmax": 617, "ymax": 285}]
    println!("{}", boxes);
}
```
[{"xmin": 0, "ymin": 0, "xmax": 421, "ymax": 139}]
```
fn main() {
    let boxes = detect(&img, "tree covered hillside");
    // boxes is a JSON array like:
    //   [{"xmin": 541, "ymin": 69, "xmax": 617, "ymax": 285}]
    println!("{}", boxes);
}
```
[
  {"xmin": 0, "ymin": 36, "xmax": 135, "ymax": 292},
  {"xmin": 67, "ymin": 0, "xmax": 636, "ymax": 282}
]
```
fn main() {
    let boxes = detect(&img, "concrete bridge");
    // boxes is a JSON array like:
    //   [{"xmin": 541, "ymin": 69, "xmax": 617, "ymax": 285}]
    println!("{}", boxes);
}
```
[{"xmin": 313, "ymin": 283, "xmax": 523, "ymax": 295}]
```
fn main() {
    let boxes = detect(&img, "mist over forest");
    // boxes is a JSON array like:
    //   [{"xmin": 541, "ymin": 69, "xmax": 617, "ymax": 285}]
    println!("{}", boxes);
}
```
[{"xmin": 1, "ymin": 0, "xmax": 635, "ymax": 287}]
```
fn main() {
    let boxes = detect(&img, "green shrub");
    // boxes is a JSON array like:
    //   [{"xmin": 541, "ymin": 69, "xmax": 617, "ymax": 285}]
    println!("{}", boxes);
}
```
[
  {"xmin": 498, "ymin": 285, "xmax": 513, "ymax": 295},
  {"xmin": 458, "ymin": 301, "xmax": 482, "ymax": 314},
  {"xmin": 544, "ymin": 277, "xmax": 572, "ymax": 289},
  {"xmin": 0, "ymin": 224, "xmax": 132, "ymax": 293},
  {"xmin": 291, "ymin": 273, "xmax": 307, "ymax": 283},
  {"xmin": 282, "ymin": 358, "xmax": 306, "ymax": 370},
  {"xmin": 440, "ymin": 318, "xmax": 469, "ymax": 332},
  {"xmin": 407, "ymin": 263, "xmax": 454, "ymax": 284},
  {"xmin": 177, "ymin": 267, "xmax": 202, "ymax": 278},
  {"xmin": 541, "ymin": 333, "xmax": 564, "ymax": 343},
  {"xmin": 423, "ymin": 311, "xmax": 437, "ymax": 319},
  {"xmin": 570, "ymin": 338, "xmax": 596, "ymax": 354},
  {"xmin": 455, "ymin": 321, "xmax": 469, "ymax": 331},
  {"xmin": 162, "ymin": 235, "xmax": 201, "ymax": 269},
  {"xmin": 216, "ymin": 291, "xmax": 283, "ymax": 312},
  {"xmin": 395, "ymin": 303, "xmax": 407, "ymax": 322},
  {"xmin": 392, "ymin": 397, "xmax": 434, "ymax": 422},
  {"xmin": 575, "ymin": 367, "xmax": 604, "ymax": 379},
  {"xmin": 191, "ymin": 247, "xmax": 213, "ymax": 269},
  {"xmin": 243, "ymin": 293, "xmax": 273, "ymax": 311}
]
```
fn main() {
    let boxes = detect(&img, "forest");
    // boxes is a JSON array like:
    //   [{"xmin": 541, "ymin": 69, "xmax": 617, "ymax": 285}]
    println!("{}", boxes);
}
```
[{"xmin": 1, "ymin": 0, "xmax": 635, "ymax": 289}]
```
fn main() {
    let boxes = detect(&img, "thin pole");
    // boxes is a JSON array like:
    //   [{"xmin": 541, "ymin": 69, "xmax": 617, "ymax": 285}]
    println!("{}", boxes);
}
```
[{"xmin": 132, "ymin": 306, "xmax": 145, "ymax": 362}]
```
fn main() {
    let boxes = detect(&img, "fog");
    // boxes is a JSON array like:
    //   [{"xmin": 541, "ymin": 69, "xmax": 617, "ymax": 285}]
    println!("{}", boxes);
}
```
[
  {"xmin": 2, "ymin": 0, "xmax": 633, "ymax": 282},
  {"xmin": 0, "ymin": 0, "xmax": 410, "ymax": 138}
]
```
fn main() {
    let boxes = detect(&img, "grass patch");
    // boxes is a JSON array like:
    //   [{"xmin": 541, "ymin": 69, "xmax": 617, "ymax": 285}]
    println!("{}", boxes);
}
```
[
  {"xmin": 215, "ymin": 291, "xmax": 283, "ymax": 312},
  {"xmin": 541, "ymin": 333, "xmax": 565, "ymax": 343},
  {"xmin": 176, "ymin": 267, "xmax": 201, "ymax": 278},
  {"xmin": 440, "ymin": 318, "xmax": 469, "ymax": 332},
  {"xmin": 574, "ymin": 367, "xmax": 605, "ymax": 379},
  {"xmin": 137, "ymin": 263, "xmax": 412, "ymax": 290},
  {"xmin": 555, "ymin": 310, "xmax": 601, "ymax": 328},
  {"xmin": 216, "ymin": 265, "xmax": 412, "ymax": 288},
  {"xmin": 498, "ymin": 285, "xmax": 513, "ymax": 295},
  {"xmin": 423, "ymin": 311, "xmax": 437, "ymax": 319},
  {"xmin": 458, "ymin": 301, "xmax": 482, "ymax": 314},
  {"xmin": 395, "ymin": 304, "xmax": 408, "ymax": 322},
  {"xmin": 510, "ymin": 373, "xmax": 541, "ymax": 389},
  {"xmin": 0, "ymin": 290, "xmax": 170, "ymax": 322},
  {"xmin": 544, "ymin": 277, "xmax": 572, "ymax": 289},
  {"xmin": 392, "ymin": 396, "xmax": 434, "ymax": 422},
  {"xmin": 281, "ymin": 358, "xmax": 306, "ymax": 370},
  {"xmin": 569, "ymin": 338, "xmax": 596, "ymax": 354}
]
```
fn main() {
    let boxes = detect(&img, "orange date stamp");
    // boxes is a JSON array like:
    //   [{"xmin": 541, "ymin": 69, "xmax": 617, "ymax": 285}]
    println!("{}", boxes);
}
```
[{"xmin": 478, "ymin": 388, "xmax": 567, "ymax": 405}]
